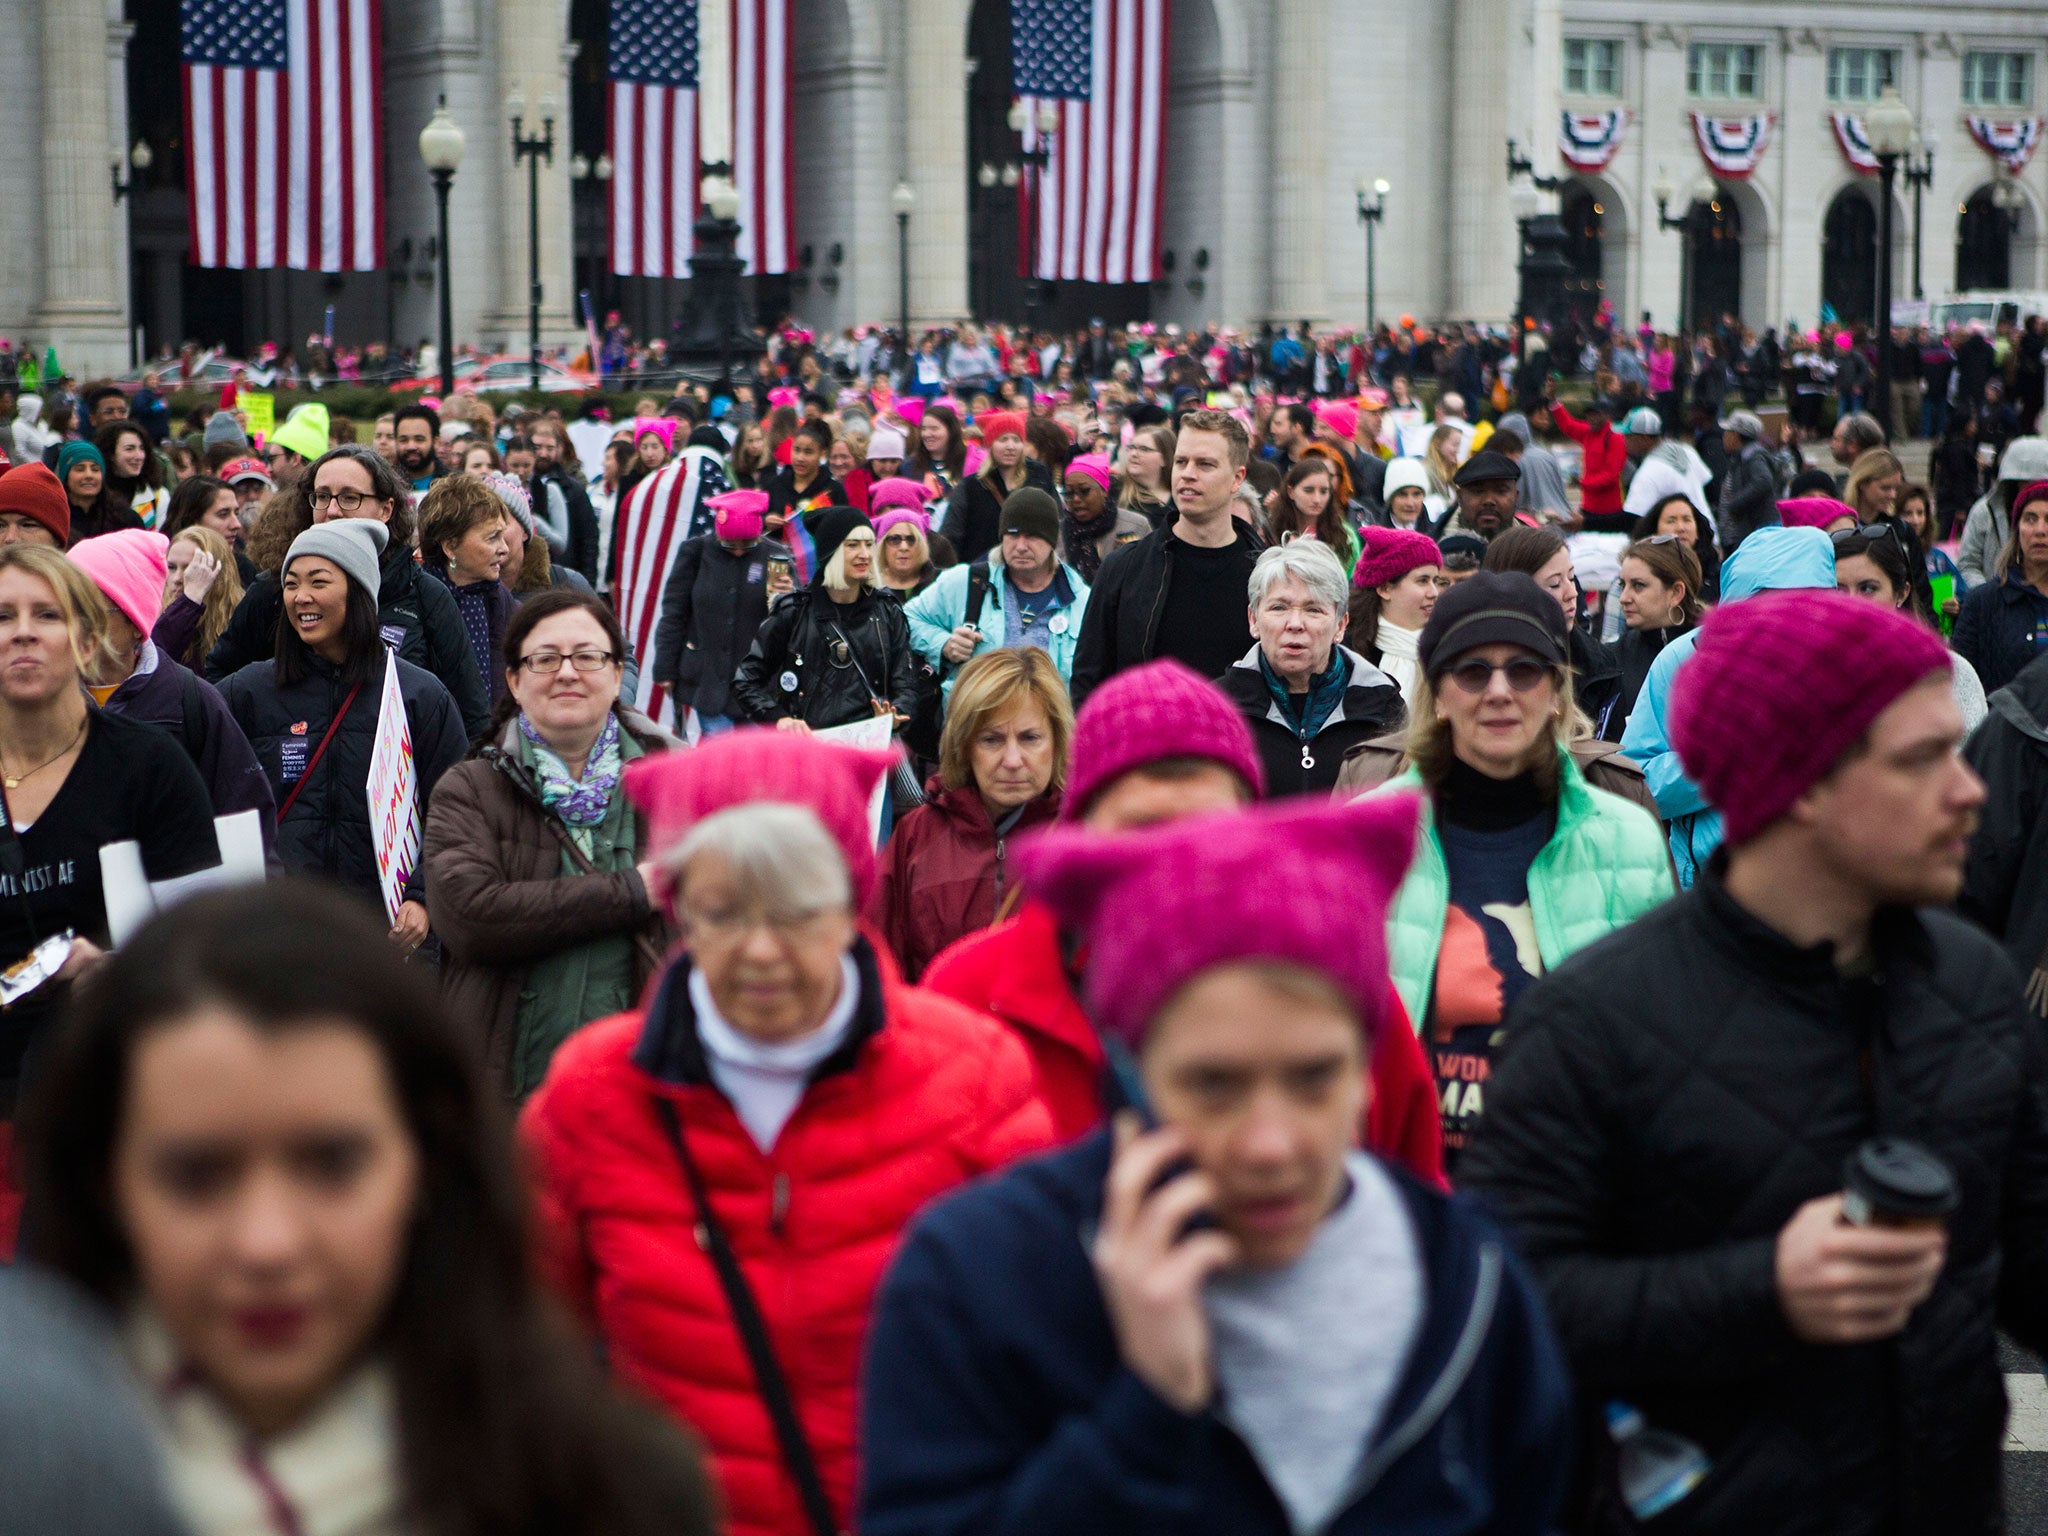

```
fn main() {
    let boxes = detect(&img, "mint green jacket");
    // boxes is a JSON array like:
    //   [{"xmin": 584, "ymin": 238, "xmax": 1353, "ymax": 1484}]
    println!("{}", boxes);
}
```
[{"xmin": 1371, "ymin": 747, "xmax": 1676, "ymax": 1026}]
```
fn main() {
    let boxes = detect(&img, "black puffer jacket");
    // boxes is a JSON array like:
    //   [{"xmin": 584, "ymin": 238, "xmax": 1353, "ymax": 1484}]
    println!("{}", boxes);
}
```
[
  {"xmin": 1217, "ymin": 644, "xmax": 1406, "ymax": 797},
  {"xmin": 939, "ymin": 459, "xmax": 1057, "ymax": 564},
  {"xmin": 220, "ymin": 651, "xmax": 469, "ymax": 907},
  {"xmin": 1963, "ymin": 655, "xmax": 2048, "ymax": 995},
  {"xmin": 204, "ymin": 545, "xmax": 492, "ymax": 740},
  {"xmin": 1461, "ymin": 866, "xmax": 2048, "ymax": 1536},
  {"xmin": 652, "ymin": 534, "xmax": 789, "ymax": 718},
  {"xmin": 730, "ymin": 585, "xmax": 922, "ymax": 729}
]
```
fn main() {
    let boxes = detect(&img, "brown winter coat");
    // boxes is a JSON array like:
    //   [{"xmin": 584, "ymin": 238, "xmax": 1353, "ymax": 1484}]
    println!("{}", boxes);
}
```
[
  {"xmin": 424, "ymin": 709, "xmax": 679, "ymax": 1096},
  {"xmin": 1332, "ymin": 730, "xmax": 1661, "ymax": 821}
]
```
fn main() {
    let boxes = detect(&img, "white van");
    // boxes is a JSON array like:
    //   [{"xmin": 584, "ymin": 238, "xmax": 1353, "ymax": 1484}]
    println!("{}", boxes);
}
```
[{"xmin": 1925, "ymin": 291, "xmax": 2048, "ymax": 331}]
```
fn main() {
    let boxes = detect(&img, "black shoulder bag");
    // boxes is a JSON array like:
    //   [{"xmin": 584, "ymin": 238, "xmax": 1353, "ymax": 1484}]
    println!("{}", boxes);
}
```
[{"xmin": 653, "ymin": 1097, "xmax": 844, "ymax": 1536}]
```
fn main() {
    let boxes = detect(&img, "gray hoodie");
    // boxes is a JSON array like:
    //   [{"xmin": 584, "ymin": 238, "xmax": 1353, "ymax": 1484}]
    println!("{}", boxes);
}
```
[{"xmin": 1960, "ymin": 437, "xmax": 2048, "ymax": 587}]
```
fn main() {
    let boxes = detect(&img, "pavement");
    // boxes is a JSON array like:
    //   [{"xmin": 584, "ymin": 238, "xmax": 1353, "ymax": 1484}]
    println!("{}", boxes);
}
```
[{"xmin": 2007, "ymin": 1339, "xmax": 2047, "ymax": 1525}]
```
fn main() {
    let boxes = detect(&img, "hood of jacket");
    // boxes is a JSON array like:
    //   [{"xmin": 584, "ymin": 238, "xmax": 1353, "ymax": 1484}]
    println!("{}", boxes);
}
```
[
  {"xmin": 1223, "ymin": 643, "xmax": 1401, "ymax": 732},
  {"xmin": 1718, "ymin": 525, "xmax": 1836, "ymax": 601},
  {"xmin": 1995, "ymin": 438, "xmax": 2048, "ymax": 508}
]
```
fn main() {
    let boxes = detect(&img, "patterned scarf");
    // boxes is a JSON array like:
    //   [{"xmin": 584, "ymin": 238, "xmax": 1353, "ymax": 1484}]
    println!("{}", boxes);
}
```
[
  {"xmin": 1062, "ymin": 504, "xmax": 1119, "ymax": 583},
  {"xmin": 520, "ymin": 711, "xmax": 622, "ymax": 850}
]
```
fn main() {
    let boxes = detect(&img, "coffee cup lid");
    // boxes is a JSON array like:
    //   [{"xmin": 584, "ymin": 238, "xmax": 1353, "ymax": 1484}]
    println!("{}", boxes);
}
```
[{"xmin": 1843, "ymin": 1137, "xmax": 1959, "ymax": 1219}]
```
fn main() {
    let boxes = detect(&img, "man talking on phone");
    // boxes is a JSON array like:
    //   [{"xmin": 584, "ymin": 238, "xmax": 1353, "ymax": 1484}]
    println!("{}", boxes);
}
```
[{"xmin": 859, "ymin": 793, "xmax": 1572, "ymax": 1536}]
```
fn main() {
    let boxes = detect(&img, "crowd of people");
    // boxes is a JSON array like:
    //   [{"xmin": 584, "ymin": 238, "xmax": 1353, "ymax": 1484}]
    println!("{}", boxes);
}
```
[{"xmin": 8, "ymin": 299, "xmax": 2048, "ymax": 1536}]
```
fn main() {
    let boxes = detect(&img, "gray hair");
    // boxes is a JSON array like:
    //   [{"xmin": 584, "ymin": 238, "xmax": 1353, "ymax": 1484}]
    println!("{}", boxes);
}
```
[
  {"xmin": 1248, "ymin": 539, "xmax": 1349, "ymax": 614},
  {"xmin": 663, "ymin": 802, "xmax": 852, "ymax": 916}
]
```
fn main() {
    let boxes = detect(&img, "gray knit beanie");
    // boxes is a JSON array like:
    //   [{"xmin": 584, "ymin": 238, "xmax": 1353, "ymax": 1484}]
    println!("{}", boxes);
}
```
[
  {"xmin": 202, "ymin": 411, "xmax": 249, "ymax": 454},
  {"xmin": 285, "ymin": 517, "xmax": 388, "ymax": 600}
]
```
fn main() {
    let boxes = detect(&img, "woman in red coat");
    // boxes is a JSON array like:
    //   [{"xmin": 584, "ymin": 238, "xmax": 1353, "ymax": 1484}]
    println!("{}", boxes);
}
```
[
  {"xmin": 922, "ymin": 660, "xmax": 1446, "ymax": 1187},
  {"xmin": 522, "ymin": 731, "xmax": 1054, "ymax": 1536},
  {"xmin": 867, "ymin": 646, "xmax": 1069, "ymax": 979}
]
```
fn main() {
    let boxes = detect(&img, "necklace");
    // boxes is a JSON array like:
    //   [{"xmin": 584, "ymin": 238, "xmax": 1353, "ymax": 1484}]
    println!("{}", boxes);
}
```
[{"xmin": 2, "ymin": 713, "xmax": 87, "ymax": 789}]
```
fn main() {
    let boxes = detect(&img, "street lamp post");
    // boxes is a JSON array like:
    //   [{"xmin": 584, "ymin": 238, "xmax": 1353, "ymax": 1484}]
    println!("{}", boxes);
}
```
[
  {"xmin": 1652, "ymin": 170, "xmax": 1714, "ymax": 334},
  {"xmin": 508, "ymin": 90, "xmax": 557, "ymax": 394},
  {"xmin": 1865, "ymin": 86, "xmax": 1918, "ymax": 440},
  {"xmin": 1355, "ymin": 178, "xmax": 1388, "ymax": 332},
  {"xmin": 418, "ymin": 97, "xmax": 466, "ymax": 399},
  {"xmin": 703, "ymin": 174, "xmax": 744, "ymax": 397},
  {"xmin": 1007, "ymin": 100, "xmax": 1059, "ymax": 329},
  {"xmin": 111, "ymin": 138, "xmax": 152, "ymax": 203},
  {"xmin": 1903, "ymin": 136, "xmax": 1936, "ymax": 301},
  {"xmin": 891, "ymin": 180, "xmax": 915, "ymax": 352}
]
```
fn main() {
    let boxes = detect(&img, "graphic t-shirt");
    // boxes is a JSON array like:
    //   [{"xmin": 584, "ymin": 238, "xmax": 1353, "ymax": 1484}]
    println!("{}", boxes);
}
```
[{"xmin": 1427, "ymin": 772, "xmax": 1554, "ymax": 1166}]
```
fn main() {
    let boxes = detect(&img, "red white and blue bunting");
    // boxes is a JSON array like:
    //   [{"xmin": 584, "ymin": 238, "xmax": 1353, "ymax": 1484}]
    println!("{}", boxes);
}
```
[
  {"xmin": 1559, "ymin": 109, "xmax": 1630, "ymax": 174},
  {"xmin": 1967, "ymin": 117, "xmax": 2044, "ymax": 173},
  {"xmin": 1691, "ymin": 112, "xmax": 1775, "ymax": 179},
  {"xmin": 1830, "ymin": 113, "xmax": 1880, "ymax": 174}
]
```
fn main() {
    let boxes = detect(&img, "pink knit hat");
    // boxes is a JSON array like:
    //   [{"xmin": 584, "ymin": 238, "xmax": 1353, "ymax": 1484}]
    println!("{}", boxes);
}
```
[
  {"xmin": 1776, "ymin": 496, "xmax": 1857, "ymax": 531},
  {"xmin": 1670, "ymin": 589, "xmax": 1952, "ymax": 847},
  {"xmin": 867, "ymin": 477, "xmax": 933, "ymax": 518},
  {"xmin": 1019, "ymin": 793, "xmax": 1423, "ymax": 1047},
  {"xmin": 708, "ymin": 488, "xmax": 768, "ymax": 541},
  {"xmin": 1063, "ymin": 660, "xmax": 1266, "ymax": 820},
  {"xmin": 1066, "ymin": 453, "xmax": 1112, "ymax": 493},
  {"xmin": 622, "ymin": 727, "xmax": 898, "ymax": 904},
  {"xmin": 69, "ymin": 529, "xmax": 169, "ymax": 637},
  {"xmin": 634, "ymin": 417, "xmax": 677, "ymax": 454},
  {"xmin": 893, "ymin": 398, "xmax": 926, "ymax": 426},
  {"xmin": 870, "ymin": 504, "xmax": 931, "ymax": 540},
  {"xmin": 1316, "ymin": 398, "xmax": 1359, "ymax": 443},
  {"xmin": 1353, "ymin": 525, "xmax": 1444, "ymax": 591}
]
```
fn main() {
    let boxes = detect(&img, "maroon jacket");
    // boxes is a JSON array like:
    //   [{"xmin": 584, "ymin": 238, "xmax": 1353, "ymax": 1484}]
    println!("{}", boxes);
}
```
[{"xmin": 866, "ymin": 780, "xmax": 1060, "ymax": 981}]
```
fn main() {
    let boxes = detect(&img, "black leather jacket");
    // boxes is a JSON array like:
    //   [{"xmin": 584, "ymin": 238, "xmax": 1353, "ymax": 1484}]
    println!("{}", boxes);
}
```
[{"xmin": 731, "ymin": 585, "xmax": 923, "ymax": 729}]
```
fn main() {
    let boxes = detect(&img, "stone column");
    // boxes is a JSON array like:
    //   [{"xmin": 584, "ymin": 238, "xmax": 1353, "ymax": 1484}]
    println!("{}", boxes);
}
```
[
  {"xmin": 480, "ymin": 0, "xmax": 583, "ymax": 352},
  {"xmin": 1529, "ymin": 0, "xmax": 1563, "ymax": 199},
  {"xmin": 902, "ymin": 0, "xmax": 970, "ymax": 324},
  {"xmin": 36, "ymin": 0, "xmax": 128, "ymax": 375},
  {"xmin": 1448, "ymin": 0, "xmax": 1513, "ymax": 321},
  {"xmin": 1267, "ymin": 0, "xmax": 1327, "ymax": 323},
  {"xmin": 1634, "ymin": 22, "xmax": 1689, "ymax": 331}
]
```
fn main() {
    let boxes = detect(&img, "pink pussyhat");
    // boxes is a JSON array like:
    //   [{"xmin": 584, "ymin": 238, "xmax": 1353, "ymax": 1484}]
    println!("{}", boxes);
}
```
[
  {"xmin": 868, "ymin": 477, "xmax": 934, "ymax": 518},
  {"xmin": 708, "ymin": 488, "xmax": 768, "ymax": 541},
  {"xmin": 768, "ymin": 386, "xmax": 802, "ymax": 409},
  {"xmin": 1065, "ymin": 453, "xmax": 1112, "ymax": 493},
  {"xmin": 623, "ymin": 728, "xmax": 899, "ymax": 904},
  {"xmin": 68, "ymin": 529, "xmax": 170, "ymax": 638},
  {"xmin": 870, "ymin": 504, "xmax": 932, "ymax": 540},
  {"xmin": 1017, "ymin": 793, "xmax": 1422, "ymax": 1048}
]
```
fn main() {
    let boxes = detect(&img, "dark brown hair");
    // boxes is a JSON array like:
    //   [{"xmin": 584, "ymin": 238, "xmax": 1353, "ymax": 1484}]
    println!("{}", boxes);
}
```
[
  {"xmin": 1273, "ymin": 458, "xmax": 1351, "ymax": 555},
  {"xmin": 1621, "ymin": 537, "xmax": 1704, "ymax": 625},
  {"xmin": 163, "ymin": 473, "xmax": 231, "ymax": 538},
  {"xmin": 488, "ymin": 588, "xmax": 630, "ymax": 733},
  {"xmin": 909, "ymin": 404, "xmax": 968, "ymax": 481},
  {"xmin": 21, "ymin": 883, "xmax": 716, "ymax": 1536}
]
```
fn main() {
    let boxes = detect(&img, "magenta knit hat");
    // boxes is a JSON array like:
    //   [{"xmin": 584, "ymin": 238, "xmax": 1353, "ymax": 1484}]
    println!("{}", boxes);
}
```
[
  {"xmin": 1066, "ymin": 453, "xmax": 1112, "ymax": 493},
  {"xmin": 708, "ymin": 488, "xmax": 768, "ymax": 541},
  {"xmin": 867, "ymin": 477, "xmax": 933, "ymax": 518},
  {"xmin": 1670, "ymin": 589, "xmax": 1952, "ymax": 847},
  {"xmin": 1316, "ymin": 398, "xmax": 1359, "ymax": 443},
  {"xmin": 1353, "ymin": 525, "xmax": 1444, "ymax": 591},
  {"xmin": 1776, "ymin": 496, "xmax": 1856, "ymax": 531},
  {"xmin": 1019, "ymin": 792, "xmax": 1423, "ymax": 1047},
  {"xmin": 870, "ymin": 504, "xmax": 931, "ymax": 541},
  {"xmin": 634, "ymin": 417, "xmax": 678, "ymax": 454},
  {"xmin": 68, "ymin": 529, "xmax": 169, "ymax": 638},
  {"xmin": 1063, "ymin": 660, "xmax": 1266, "ymax": 820},
  {"xmin": 622, "ymin": 727, "xmax": 898, "ymax": 904}
]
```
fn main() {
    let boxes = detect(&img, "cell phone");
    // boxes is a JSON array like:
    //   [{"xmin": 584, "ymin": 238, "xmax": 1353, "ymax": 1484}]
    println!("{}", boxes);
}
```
[{"xmin": 1103, "ymin": 1035, "xmax": 1217, "ymax": 1232}]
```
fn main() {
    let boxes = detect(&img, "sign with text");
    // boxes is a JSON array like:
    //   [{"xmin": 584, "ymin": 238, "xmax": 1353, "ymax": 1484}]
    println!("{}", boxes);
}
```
[{"xmin": 366, "ymin": 649, "xmax": 418, "ymax": 922}]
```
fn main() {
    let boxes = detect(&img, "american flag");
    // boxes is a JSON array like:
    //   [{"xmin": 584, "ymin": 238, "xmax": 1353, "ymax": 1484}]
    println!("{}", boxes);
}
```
[
  {"xmin": 180, "ymin": 0, "xmax": 384, "ymax": 271},
  {"xmin": 1012, "ymin": 0, "xmax": 1169, "ymax": 285},
  {"xmin": 608, "ymin": 0, "xmax": 793, "ymax": 278},
  {"xmin": 612, "ymin": 447, "xmax": 731, "ymax": 724}
]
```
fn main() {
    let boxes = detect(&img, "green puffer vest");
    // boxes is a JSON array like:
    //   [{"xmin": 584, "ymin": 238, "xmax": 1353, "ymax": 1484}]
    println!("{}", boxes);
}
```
[{"xmin": 1370, "ymin": 746, "xmax": 1676, "ymax": 1026}]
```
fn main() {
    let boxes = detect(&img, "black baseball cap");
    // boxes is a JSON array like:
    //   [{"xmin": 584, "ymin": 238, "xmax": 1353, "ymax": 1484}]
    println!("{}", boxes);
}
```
[
  {"xmin": 1417, "ymin": 570, "xmax": 1569, "ymax": 676},
  {"xmin": 1452, "ymin": 450, "xmax": 1521, "ymax": 487}
]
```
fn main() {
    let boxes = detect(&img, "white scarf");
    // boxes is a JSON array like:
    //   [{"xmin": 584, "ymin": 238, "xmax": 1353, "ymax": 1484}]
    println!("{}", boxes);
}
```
[
  {"xmin": 125, "ymin": 1307, "xmax": 407, "ymax": 1536},
  {"xmin": 1376, "ymin": 621, "xmax": 1423, "ymax": 710},
  {"xmin": 692, "ymin": 956, "xmax": 860, "ymax": 1152}
]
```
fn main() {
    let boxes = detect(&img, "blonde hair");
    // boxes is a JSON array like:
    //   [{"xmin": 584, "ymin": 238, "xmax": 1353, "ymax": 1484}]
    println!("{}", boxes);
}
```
[
  {"xmin": 1843, "ymin": 447, "xmax": 1905, "ymax": 518},
  {"xmin": 819, "ymin": 528, "xmax": 879, "ymax": 593},
  {"xmin": 937, "ymin": 647, "xmax": 1075, "ymax": 794},
  {"xmin": 0, "ymin": 543, "xmax": 113, "ymax": 679},
  {"xmin": 168, "ymin": 525, "xmax": 245, "ymax": 664},
  {"xmin": 1405, "ymin": 657, "xmax": 1585, "ymax": 794}
]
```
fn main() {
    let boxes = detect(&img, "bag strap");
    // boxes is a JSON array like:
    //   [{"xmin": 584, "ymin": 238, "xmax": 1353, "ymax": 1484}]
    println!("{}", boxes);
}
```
[
  {"xmin": 276, "ymin": 682, "xmax": 363, "ymax": 822},
  {"xmin": 652, "ymin": 1097, "xmax": 843, "ymax": 1536},
  {"xmin": 940, "ymin": 561, "xmax": 993, "ymax": 681}
]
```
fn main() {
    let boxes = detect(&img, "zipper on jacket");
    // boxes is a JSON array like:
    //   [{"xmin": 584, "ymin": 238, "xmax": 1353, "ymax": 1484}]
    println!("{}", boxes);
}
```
[
  {"xmin": 993, "ymin": 835, "xmax": 1006, "ymax": 906},
  {"xmin": 770, "ymin": 1172, "xmax": 791, "ymax": 1235}
]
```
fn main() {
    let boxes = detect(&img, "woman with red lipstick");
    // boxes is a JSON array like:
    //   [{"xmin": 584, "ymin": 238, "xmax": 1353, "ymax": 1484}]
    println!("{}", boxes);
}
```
[
  {"xmin": 20, "ymin": 881, "xmax": 716, "ymax": 1536},
  {"xmin": 425, "ymin": 590, "xmax": 678, "ymax": 1100}
]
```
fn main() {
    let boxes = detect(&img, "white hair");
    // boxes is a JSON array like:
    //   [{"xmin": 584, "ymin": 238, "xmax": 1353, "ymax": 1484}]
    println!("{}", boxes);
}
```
[
  {"xmin": 1248, "ymin": 539, "xmax": 1349, "ymax": 613},
  {"xmin": 663, "ymin": 802, "xmax": 852, "ymax": 916}
]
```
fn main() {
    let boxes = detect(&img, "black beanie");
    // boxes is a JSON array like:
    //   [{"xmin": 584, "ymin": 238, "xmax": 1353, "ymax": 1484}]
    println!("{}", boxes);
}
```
[
  {"xmin": 1000, "ymin": 486, "xmax": 1062, "ymax": 547},
  {"xmin": 805, "ymin": 504, "xmax": 872, "ymax": 582}
]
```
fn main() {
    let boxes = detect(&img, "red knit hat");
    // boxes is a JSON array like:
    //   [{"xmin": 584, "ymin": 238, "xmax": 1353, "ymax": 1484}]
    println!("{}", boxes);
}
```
[
  {"xmin": 1353, "ymin": 525, "xmax": 1444, "ymax": 591},
  {"xmin": 1063, "ymin": 660, "xmax": 1265, "ymax": 820},
  {"xmin": 0, "ymin": 463, "xmax": 69, "ymax": 544},
  {"xmin": 1670, "ymin": 589, "xmax": 1952, "ymax": 847},
  {"xmin": 1019, "ymin": 793, "xmax": 1422, "ymax": 1047},
  {"xmin": 622, "ymin": 727, "xmax": 898, "ymax": 903},
  {"xmin": 976, "ymin": 410, "xmax": 1027, "ymax": 446}
]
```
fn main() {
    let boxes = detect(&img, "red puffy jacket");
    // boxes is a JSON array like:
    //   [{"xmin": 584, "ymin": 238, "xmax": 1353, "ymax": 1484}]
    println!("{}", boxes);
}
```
[
  {"xmin": 866, "ymin": 781, "xmax": 1060, "ymax": 981},
  {"xmin": 1549, "ymin": 400, "xmax": 1626, "ymax": 516},
  {"xmin": 522, "ymin": 933, "xmax": 1054, "ymax": 1536},
  {"xmin": 920, "ymin": 900, "xmax": 1447, "ymax": 1187}
]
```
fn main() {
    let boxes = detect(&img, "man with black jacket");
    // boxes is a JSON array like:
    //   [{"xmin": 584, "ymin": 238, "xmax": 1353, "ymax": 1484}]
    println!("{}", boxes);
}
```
[
  {"xmin": 1069, "ymin": 409, "xmax": 1261, "ymax": 708},
  {"xmin": 1464, "ymin": 589, "xmax": 2048, "ymax": 1536}
]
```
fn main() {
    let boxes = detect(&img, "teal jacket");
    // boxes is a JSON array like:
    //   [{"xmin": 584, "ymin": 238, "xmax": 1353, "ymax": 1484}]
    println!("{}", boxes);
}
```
[
  {"xmin": 1619, "ymin": 525, "xmax": 1836, "ymax": 885},
  {"xmin": 1372, "ymin": 748, "xmax": 1675, "ymax": 1026},
  {"xmin": 904, "ymin": 557, "xmax": 1090, "ymax": 696}
]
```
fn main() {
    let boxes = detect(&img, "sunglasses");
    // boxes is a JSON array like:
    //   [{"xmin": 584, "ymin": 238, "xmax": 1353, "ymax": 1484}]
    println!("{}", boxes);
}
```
[
  {"xmin": 1831, "ymin": 522, "xmax": 1901, "ymax": 547},
  {"xmin": 1441, "ymin": 656, "xmax": 1558, "ymax": 694},
  {"xmin": 1636, "ymin": 533, "xmax": 1685, "ymax": 546}
]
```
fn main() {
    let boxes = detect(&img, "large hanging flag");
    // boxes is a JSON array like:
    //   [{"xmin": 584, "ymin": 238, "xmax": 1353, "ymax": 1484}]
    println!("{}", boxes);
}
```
[
  {"xmin": 180, "ymin": 0, "xmax": 385, "ymax": 271},
  {"xmin": 608, "ymin": 0, "xmax": 793, "ymax": 278},
  {"xmin": 611, "ymin": 448, "xmax": 731, "ymax": 725},
  {"xmin": 1011, "ymin": 0, "xmax": 1170, "ymax": 286}
]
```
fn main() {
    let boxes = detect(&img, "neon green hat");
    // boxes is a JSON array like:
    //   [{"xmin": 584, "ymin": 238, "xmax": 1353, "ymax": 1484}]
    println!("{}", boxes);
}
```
[{"xmin": 269, "ymin": 402, "xmax": 331, "ymax": 462}]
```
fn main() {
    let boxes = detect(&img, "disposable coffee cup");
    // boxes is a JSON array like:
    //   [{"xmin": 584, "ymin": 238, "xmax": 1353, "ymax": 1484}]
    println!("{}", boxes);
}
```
[{"xmin": 1841, "ymin": 1137, "xmax": 1958, "ymax": 1229}]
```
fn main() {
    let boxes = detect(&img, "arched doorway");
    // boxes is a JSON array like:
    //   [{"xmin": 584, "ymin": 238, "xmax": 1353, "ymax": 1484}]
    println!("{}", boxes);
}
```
[
  {"xmin": 1687, "ymin": 189, "xmax": 1742, "ymax": 329},
  {"xmin": 1559, "ymin": 184, "xmax": 1605, "ymax": 325},
  {"xmin": 1959, "ymin": 187, "xmax": 2015, "ymax": 291},
  {"xmin": 1822, "ymin": 187, "xmax": 1878, "ymax": 327}
]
